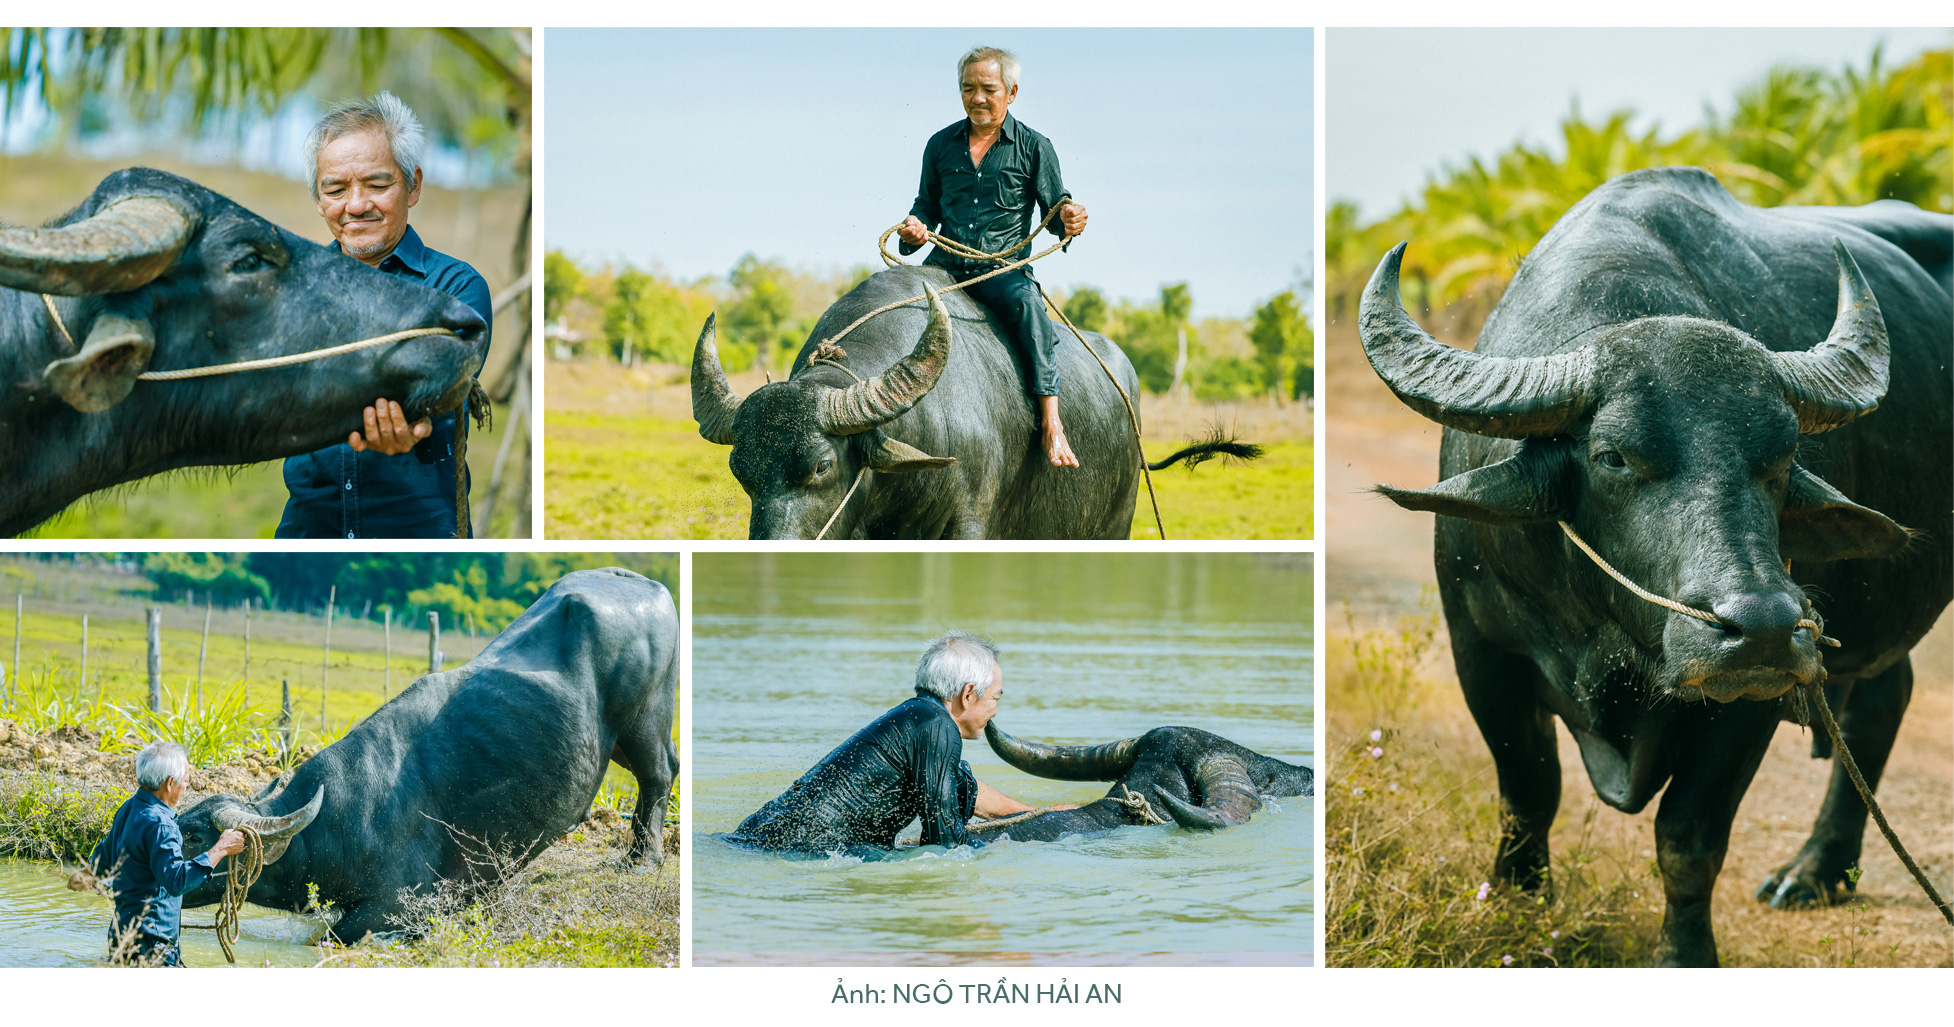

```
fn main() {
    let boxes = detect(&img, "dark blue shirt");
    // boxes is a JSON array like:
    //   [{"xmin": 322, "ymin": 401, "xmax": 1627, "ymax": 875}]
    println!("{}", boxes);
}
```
[
  {"xmin": 903, "ymin": 113, "xmax": 1070, "ymax": 274},
  {"xmin": 277, "ymin": 225, "xmax": 493, "ymax": 539},
  {"xmin": 88, "ymin": 789, "xmax": 214, "ymax": 942}
]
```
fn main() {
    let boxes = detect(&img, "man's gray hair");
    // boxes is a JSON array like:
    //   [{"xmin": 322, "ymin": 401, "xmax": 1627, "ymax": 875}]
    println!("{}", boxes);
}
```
[
  {"xmin": 303, "ymin": 90, "xmax": 426, "ymax": 199},
  {"xmin": 914, "ymin": 632, "xmax": 1001, "ymax": 702},
  {"xmin": 135, "ymin": 741, "xmax": 189, "ymax": 792},
  {"xmin": 958, "ymin": 46, "xmax": 1021, "ymax": 91}
]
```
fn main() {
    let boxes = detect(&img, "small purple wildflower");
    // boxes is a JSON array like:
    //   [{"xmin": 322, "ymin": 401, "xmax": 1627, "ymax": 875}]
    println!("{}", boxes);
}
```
[
  {"xmin": 1370, "ymin": 746, "xmax": 1384, "ymax": 759},
  {"xmin": 1352, "ymin": 786, "xmax": 1364, "ymax": 796},
  {"xmin": 1550, "ymin": 930, "xmax": 1560, "ymax": 939},
  {"xmin": 1542, "ymin": 947, "xmax": 1554, "ymax": 957},
  {"xmin": 1476, "ymin": 881, "xmax": 1491, "ymax": 901},
  {"xmin": 1501, "ymin": 955, "xmax": 1513, "ymax": 966},
  {"xmin": 1370, "ymin": 729, "xmax": 1383, "ymax": 743}
]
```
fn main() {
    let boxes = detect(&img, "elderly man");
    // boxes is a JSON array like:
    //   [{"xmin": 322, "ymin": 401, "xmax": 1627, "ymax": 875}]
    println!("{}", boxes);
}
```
[
  {"xmin": 74, "ymin": 741, "xmax": 246, "ymax": 966},
  {"xmin": 898, "ymin": 46, "xmax": 1089, "ymax": 469},
  {"xmin": 729, "ymin": 633, "xmax": 1063, "ymax": 854},
  {"xmin": 277, "ymin": 91, "xmax": 494, "ymax": 539}
]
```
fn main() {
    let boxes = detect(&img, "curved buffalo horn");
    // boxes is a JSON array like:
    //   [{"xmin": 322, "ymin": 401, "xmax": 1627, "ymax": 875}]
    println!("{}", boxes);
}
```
[
  {"xmin": 0, "ymin": 196, "xmax": 196, "ymax": 297},
  {"xmin": 216, "ymin": 785, "xmax": 325, "ymax": 840},
  {"xmin": 816, "ymin": 285, "xmax": 952, "ymax": 436},
  {"xmin": 1154, "ymin": 754, "xmax": 1262, "ymax": 831},
  {"xmin": 691, "ymin": 312, "xmax": 741, "ymax": 445},
  {"xmin": 1359, "ymin": 242, "xmax": 1595, "ymax": 438},
  {"xmin": 1773, "ymin": 241, "xmax": 1889, "ymax": 434},
  {"xmin": 985, "ymin": 721, "xmax": 1141, "ymax": 782},
  {"xmin": 249, "ymin": 770, "xmax": 295, "ymax": 805}
]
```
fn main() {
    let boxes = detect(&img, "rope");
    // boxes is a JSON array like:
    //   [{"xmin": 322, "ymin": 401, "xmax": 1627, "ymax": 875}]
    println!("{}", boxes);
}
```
[
  {"xmin": 1118, "ymin": 783, "xmax": 1169, "ymax": 825},
  {"xmin": 815, "ymin": 467, "xmax": 867, "ymax": 541},
  {"xmin": 1802, "ymin": 678, "xmax": 1954, "ymax": 925},
  {"xmin": 1559, "ymin": 519, "xmax": 1950, "ymax": 924},
  {"xmin": 135, "ymin": 327, "xmax": 458, "ymax": 381},
  {"xmin": 42, "ymin": 294, "xmax": 75, "ymax": 349},
  {"xmin": 820, "ymin": 201, "xmax": 1168, "ymax": 538},
  {"xmin": 183, "ymin": 824, "xmax": 263, "ymax": 964},
  {"xmin": 974, "ymin": 806, "xmax": 1065, "ymax": 830}
]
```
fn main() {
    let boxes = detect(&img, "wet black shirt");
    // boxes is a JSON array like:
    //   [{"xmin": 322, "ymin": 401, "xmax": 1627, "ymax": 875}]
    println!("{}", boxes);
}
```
[
  {"xmin": 902, "ymin": 113, "xmax": 1070, "ymax": 274},
  {"xmin": 731, "ymin": 697, "xmax": 977, "ymax": 852}
]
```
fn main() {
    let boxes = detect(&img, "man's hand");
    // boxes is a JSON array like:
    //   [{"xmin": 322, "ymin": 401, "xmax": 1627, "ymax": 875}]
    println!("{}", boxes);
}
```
[
  {"xmin": 206, "ymin": 829, "xmax": 247, "ymax": 866},
  {"xmin": 348, "ymin": 398, "xmax": 433, "ymax": 455},
  {"xmin": 898, "ymin": 215, "xmax": 931, "ymax": 247},
  {"xmin": 1059, "ymin": 202, "xmax": 1088, "ymax": 237}
]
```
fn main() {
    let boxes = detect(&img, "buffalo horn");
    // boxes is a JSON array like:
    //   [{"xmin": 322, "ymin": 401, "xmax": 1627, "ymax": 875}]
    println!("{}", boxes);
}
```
[
  {"xmin": 816, "ymin": 285, "xmax": 952, "ymax": 436},
  {"xmin": 984, "ymin": 721, "xmax": 1141, "ymax": 782},
  {"xmin": 1773, "ymin": 241, "xmax": 1889, "ymax": 434},
  {"xmin": 249, "ymin": 770, "xmax": 295, "ymax": 804},
  {"xmin": 0, "ymin": 196, "xmax": 195, "ymax": 297},
  {"xmin": 1154, "ymin": 754, "xmax": 1262, "ymax": 831},
  {"xmin": 1359, "ymin": 242, "xmax": 1595, "ymax": 438},
  {"xmin": 690, "ymin": 312, "xmax": 741, "ymax": 445},
  {"xmin": 216, "ymin": 785, "xmax": 325, "ymax": 840}
]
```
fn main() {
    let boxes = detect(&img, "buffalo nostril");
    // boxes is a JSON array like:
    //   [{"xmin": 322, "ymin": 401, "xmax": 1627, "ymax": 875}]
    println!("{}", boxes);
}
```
[{"xmin": 1708, "ymin": 592, "xmax": 1802, "ymax": 644}]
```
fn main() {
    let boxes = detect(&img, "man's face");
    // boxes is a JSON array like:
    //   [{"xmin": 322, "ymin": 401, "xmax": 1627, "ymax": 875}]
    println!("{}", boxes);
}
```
[
  {"xmin": 960, "ymin": 60, "xmax": 1016, "ymax": 131},
  {"xmin": 950, "ymin": 663, "xmax": 1004, "ymax": 740},
  {"xmin": 315, "ymin": 128, "xmax": 421, "ymax": 267},
  {"xmin": 157, "ymin": 775, "xmax": 185, "ymax": 808}
]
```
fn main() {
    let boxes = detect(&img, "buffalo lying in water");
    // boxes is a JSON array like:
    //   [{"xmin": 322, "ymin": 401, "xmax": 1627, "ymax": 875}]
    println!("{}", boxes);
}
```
[
  {"xmin": 168, "ymin": 568, "xmax": 678, "ymax": 941},
  {"xmin": 1, "ymin": 168, "xmax": 486, "ymax": 535},
  {"xmin": 968, "ymin": 723, "xmax": 1313, "ymax": 843}
]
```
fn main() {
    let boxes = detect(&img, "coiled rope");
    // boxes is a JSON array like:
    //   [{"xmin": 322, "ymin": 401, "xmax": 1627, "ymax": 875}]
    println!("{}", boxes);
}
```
[
  {"xmin": 971, "ymin": 783, "xmax": 1169, "ymax": 831},
  {"xmin": 816, "ymin": 201, "xmax": 1168, "ymax": 539},
  {"xmin": 184, "ymin": 823, "xmax": 263, "ymax": 964},
  {"xmin": 1558, "ymin": 518, "xmax": 1951, "ymax": 925}
]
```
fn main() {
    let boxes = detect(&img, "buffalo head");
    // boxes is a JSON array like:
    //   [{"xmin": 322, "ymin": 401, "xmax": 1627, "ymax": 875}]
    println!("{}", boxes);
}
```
[
  {"xmin": 1360, "ymin": 240, "xmax": 1907, "ymax": 702},
  {"xmin": 175, "ymin": 782, "xmax": 326, "ymax": 909},
  {"xmin": 690, "ymin": 286, "xmax": 957, "ymax": 538},
  {"xmin": 5, "ymin": 167, "xmax": 484, "ymax": 446}
]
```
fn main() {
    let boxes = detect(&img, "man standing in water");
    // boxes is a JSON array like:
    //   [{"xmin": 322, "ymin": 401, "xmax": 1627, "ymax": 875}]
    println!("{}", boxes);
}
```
[
  {"xmin": 278, "ymin": 91, "xmax": 495, "ymax": 538},
  {"xmin": 897, "ymin": 46, "xmax": 1089, "ymax": 468},
  {"xmin": 730, "ymin": 633, "xmax": 1063, "ymax": 853},
  {"xmin": 72, "ymin": 741, "xmax": 246, "ymax": 966}
]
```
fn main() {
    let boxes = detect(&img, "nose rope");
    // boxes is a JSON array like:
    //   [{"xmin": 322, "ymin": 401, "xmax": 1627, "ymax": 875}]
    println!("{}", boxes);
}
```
[
  {"xmin": 136, "ymin": 327, "xmax": 459, "ymax": 381},
  {"xmin": 1557, "ymin": 520, "xmax": 1837, "ymax": 646},
  {"xmin": 1559, "ymin": 519, "xmax": 1951, "ymax": 926},
  {"xmin": 181, "ymin": 823, "xmax": 263, "ymax": 964}
]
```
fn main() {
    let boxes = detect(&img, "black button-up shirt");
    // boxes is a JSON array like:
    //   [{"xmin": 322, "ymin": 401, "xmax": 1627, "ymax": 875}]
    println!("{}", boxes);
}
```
[
  {"xmin": 276, "ymin": 225, "xmax": 493, "ymax": 539},
  {"xmin": 903, "ymin": 113, "xmax": 1070, "ymax": 274},
  {"xmin": 88, "ymin": 789, "xmax": 214, "ymax": 943}
]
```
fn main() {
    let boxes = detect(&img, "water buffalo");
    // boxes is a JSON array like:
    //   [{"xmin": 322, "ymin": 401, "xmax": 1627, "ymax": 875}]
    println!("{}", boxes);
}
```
[
  {"xmin": 168, "ymin": 568, "xmax": 679, "ymax": 942},
  {"xmin": 689, "ymin": 264, "xmax": 1252, "ymax": 539},
  {"xmin": 1, "ymin": 167, "xmax": 487, "ymax": 536},
  {"xmin": 1358, "ymin": 166, "xmax": 1952, "ymax": 966},
  {"xmin": 970, "ymin": 723, "xmax": 1313, "ymax": 843}
]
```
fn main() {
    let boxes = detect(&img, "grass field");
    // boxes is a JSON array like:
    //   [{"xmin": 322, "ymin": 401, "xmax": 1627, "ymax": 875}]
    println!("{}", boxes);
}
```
[{"xmin": 543, "ymin": 359, "xmax": 1313, "ymax": 540}]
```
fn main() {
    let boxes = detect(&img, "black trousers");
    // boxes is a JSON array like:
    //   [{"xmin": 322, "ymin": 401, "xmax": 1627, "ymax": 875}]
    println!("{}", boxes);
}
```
[{"xmin": 954, "ymin": 267, "xmax": 1061, "ymax": 396}]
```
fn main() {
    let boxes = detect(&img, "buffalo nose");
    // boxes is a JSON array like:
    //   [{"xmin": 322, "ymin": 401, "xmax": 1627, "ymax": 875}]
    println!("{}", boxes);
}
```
[{"xmin": 1709, "ymin": 591, "xmax": 1803, "ymax": 648}]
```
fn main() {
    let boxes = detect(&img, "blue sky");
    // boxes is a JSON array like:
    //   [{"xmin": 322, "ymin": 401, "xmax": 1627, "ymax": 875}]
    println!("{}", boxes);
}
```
[
  {"xmin": 1330, "ymin": 27, "xmax": 1953, "ymax": 219},
  {"xmin": 546, "ymin": 28, "xmax": 1312, "ymax": 320}
]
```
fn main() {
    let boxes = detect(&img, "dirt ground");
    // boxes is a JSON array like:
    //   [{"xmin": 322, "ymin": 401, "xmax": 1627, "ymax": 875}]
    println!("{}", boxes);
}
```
[{"xmin": 1324, "ymin": 318, "xmax": 1954, "ymax": 967}]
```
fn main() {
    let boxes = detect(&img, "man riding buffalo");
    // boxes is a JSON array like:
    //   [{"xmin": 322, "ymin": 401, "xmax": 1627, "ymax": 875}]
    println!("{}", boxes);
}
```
[
  {"xmin": 897, "ymin": 46, "xmax": 1088, "ymax": 468},
  {"xmin": 728, "ymin": 633, "xmax": 1069, "ymax": 854}
]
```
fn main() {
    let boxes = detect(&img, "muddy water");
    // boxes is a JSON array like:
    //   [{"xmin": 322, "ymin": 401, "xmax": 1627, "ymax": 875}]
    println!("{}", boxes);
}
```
[
  {"xmin": 693, "ymin": 553, "xmax": 1313, "ymax": 965},
  {"xmin": 0, "ymin": 861, "xmax": 326, "ymax": 967}
]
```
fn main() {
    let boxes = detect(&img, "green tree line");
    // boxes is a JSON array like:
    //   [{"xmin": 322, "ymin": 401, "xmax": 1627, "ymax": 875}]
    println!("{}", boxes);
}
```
[
  {"xmin": 6, "ymin": 553, "xmax": 677, "ymax": 634},
  {"xmin": 1326, "ymin": 47, "xmax": 1952, "ymax": 326},
  {"xmin": 547, "ymin": 250, "xmax": 1311, "ymax": 402}
]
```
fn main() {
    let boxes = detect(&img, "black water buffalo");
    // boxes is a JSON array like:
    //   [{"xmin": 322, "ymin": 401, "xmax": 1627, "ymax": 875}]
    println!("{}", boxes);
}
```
[
  {"xmin": 170, "ymin": 568, "xmax": 679, "ymax": 941},
  {"xmin": 690, "ymin": 264, "xmax": 1250, "ymax": 539},
  {"xmin": 1, "ymin": 168, "xmax": 486, "ymax": 535},
  {"xmin": 1358, "ymin": 167, "xmax": 1952, "ymax": 966},
  {"xmin": 970, "ymin": 723, "xmax": 1312, "ymax": 843}
]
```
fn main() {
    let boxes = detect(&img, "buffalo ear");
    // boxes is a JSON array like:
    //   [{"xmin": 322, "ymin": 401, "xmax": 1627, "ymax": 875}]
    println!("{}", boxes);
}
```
[
  {"xmin": 44, "ymin": 313, "xmax": 154, "ymax": 413},
  {"xmin": 1779, "ymin": 463, "xmax": 1908, "ymax": 561},
  {"xmin": 863, "ymin": 431, "xmax": 955, "ymax": 473},
  {"xmin": 1376, "ymin": 445, "xmax": 1564, "ymax": 525}
]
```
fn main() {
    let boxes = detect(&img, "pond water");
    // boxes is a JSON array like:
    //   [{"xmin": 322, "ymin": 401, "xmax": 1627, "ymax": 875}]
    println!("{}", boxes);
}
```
[
  {"xmin": 692, "ymin": 553, "xmax": 1313, "ymax": 965},
  {"xmin": 0, "ymin": 860, "xmax": 327, "ymax": 968}
]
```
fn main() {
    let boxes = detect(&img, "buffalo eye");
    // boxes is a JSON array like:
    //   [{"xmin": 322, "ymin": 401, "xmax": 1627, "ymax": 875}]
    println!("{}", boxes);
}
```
[
  {"xmin": 815, "ymin": 457, "xmax": 835, "ymax": 478},
  {"xmin": 228, "ymin": 252, "xmax": 271, "ymax": 274},
  {"xmin": 1593, "ymin": 449, "xmax": 1627, "ymax": 470}
]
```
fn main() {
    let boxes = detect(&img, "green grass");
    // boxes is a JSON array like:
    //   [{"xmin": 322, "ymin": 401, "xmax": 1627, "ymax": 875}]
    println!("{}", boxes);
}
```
[
  {"xmin": 0, "ymin": 774, "xmax": 125, "ymax": 861},
  {"xmin": 546, "ymin": 410, "xmax": 1313, "ymax": 540}
]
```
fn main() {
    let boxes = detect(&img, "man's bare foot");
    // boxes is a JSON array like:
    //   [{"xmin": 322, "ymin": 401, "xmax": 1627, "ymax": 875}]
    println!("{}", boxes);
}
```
[{"xmin": 1037, "ymin": 395, "xmax": 1080, "ymax": 468}]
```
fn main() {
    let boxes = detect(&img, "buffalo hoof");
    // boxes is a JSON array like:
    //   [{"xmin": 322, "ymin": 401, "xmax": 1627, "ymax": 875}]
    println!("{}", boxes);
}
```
[{"xmin": 1754, "ymin": 854, "xmax": 1851, "ymax": 909}]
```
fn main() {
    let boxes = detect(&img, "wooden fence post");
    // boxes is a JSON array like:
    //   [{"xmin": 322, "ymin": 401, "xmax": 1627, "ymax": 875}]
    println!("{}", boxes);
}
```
[
  {"xmin": 10, "ymin": 592, "xmax": 19, "ymax": 711},
  {"xmin": 197, "ymin": 597, "xmax": 211, "ymax": 713},
  {"xmin": 242, "ymin": 600, "xmax": 252, "ymax": 707},
  {"xmin": 280, "ymin": 678, "xmax": 293, "ymax": 761},
  {"xmin": 78, "ymin": 614, "xmax": 88, "ymax": 702},
  {"xmin": 383, "ymin": 607, "xmax": 392, "ymax": 702},
  {"xmin": 321, "ymin": 585, "xmax": 336, "ymax": 729},
  {"xmin": 146, "ymin": 607, "xmax": 161, "ymax": 714},
  {"xmin": 427, "ymin": 611, "xmax": 442, "ymax": 673}
]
